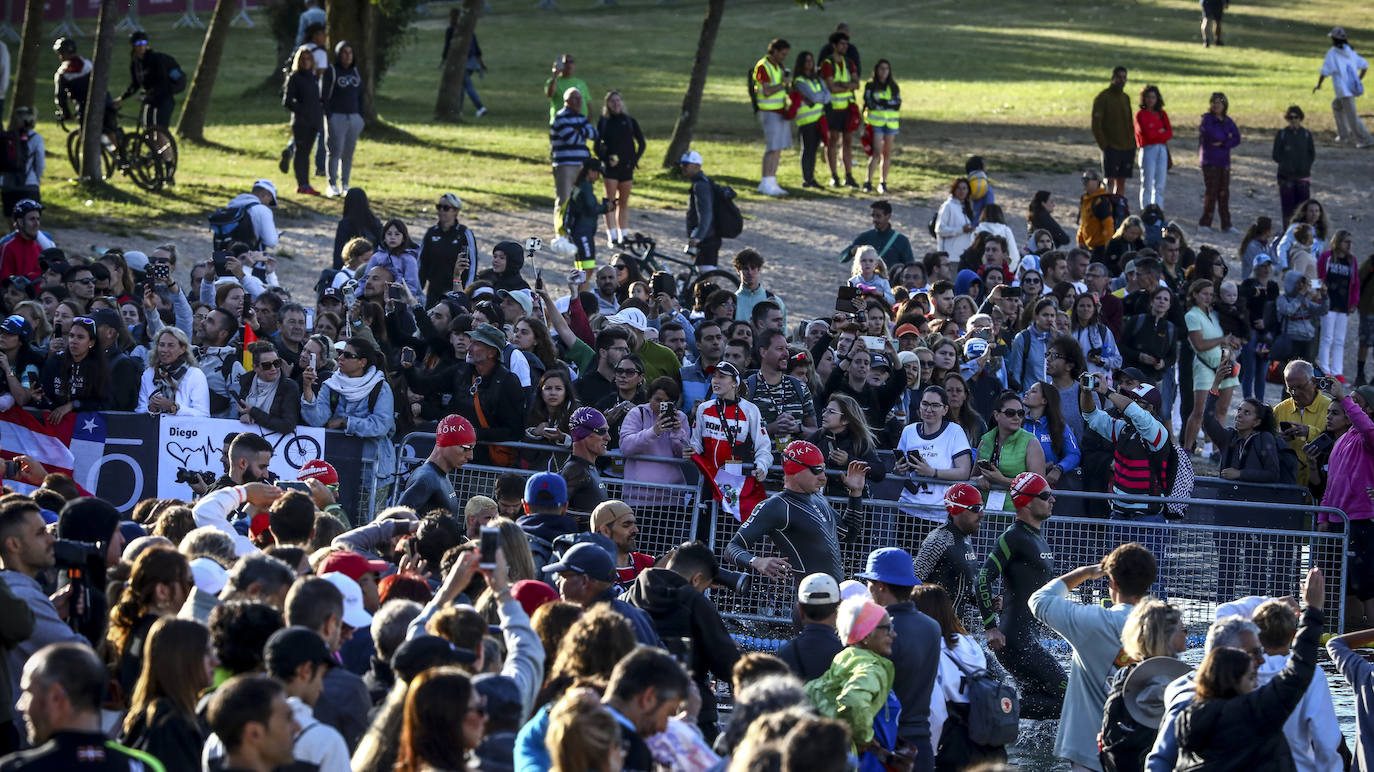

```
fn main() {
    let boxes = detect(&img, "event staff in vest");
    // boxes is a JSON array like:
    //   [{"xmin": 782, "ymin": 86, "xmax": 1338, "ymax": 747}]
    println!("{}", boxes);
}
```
[
  {"xmin": 752, "ymin": 39, "xmax": 792, "ymax": 197},
  {"xmin": 974, "ymin": 471, "xmax": 1066, "ymax": 721},
  {"xmin": 790, "ymin": 52, "xmax": 829, "ymax": 189},
  {"xmin": 398, "ymin": 414, "xmax": 476, "ymax": 517},
  {"xmin": 820, "ymin": 31, "xmax": 860, "ymax": 188},
  {"xmin": 914, "ymin": 482, "xmax": 985, "ymax": 620},
  {"xmin": 1078, "ymin": 373, "xmax": 1170, "ymax": 520},
  {"xmin": 861, "ymin": 59, "xmax": 900, "ymax": 194},
  {"xmin": 725, "ymin": 440, "xmax": 869, "ymax": 583}
]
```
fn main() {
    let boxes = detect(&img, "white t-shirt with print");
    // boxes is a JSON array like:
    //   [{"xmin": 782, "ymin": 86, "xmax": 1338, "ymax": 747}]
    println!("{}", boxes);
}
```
[{"xmin": 897, "ymin": 420, "xmax": 971, "ymax": 521}]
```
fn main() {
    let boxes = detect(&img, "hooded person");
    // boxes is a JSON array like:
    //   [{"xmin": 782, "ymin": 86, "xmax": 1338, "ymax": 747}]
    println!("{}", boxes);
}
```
[
  {"xmin": 954, "ymin": 268, "xmax": 982, "ymax": 299},
  {"xmin": 476, "ymin": 241, "xmax": 530, "ymax": 293}
]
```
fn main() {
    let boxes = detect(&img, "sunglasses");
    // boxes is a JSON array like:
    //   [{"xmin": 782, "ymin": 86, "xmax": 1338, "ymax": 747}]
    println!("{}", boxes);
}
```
[
  {"xmin": 69, "ymin": 277, "xmax": 95, "ymax": 285},
  {"xmin": 873, "ymin": 623, "xmax": 894, "ymax": 633},
  {"xmin": 999, "ymin": 408, "xmax": 1026, "ymax": 418},
  {"xmin": 73, "ymin": 316, "xmax": 95, "ymax": 328},
  {"xmin": 613, "ymin": 264, "xmax": 628, "ymax": 271},
  {"xmin": 587, "ymin": 426, "xmax": 609, "ymax": 436},
  {"xmin": 1033, "ymin": 491, "xmax": 1053, "ymax": 502},
  {"xmin": 257, "ymin": 359, "xmax": 281, "ymax": 369},
  {"xmin": 918, "ymin": 360, "xmax": 934, "ymax": 368},
  {"xmin": 960, "ymin": 504, "xmax": 986, "ymax": 513},
  {"xmin": 436, "ymin": 204, "xmax": 456, "ymax": 211},
  {"xmin": 613, "ymin": 367, "xmax": 642, "ymax": 376},
  {"xmin": 339, "ymin": 351, "xmax": 364, "ymax": 360},
  {"xmin": 802, "ymin": 464, "xmax": 825, "ymax": 475}
]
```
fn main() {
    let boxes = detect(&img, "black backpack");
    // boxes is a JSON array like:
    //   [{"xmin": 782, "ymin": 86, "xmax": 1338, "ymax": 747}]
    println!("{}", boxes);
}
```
[
  {"xmin": 159, "ymin": 51, "xmax": 186, "ymax": 95},
  {"xmin": 711, "ymin": 180, "xmax": 743, "ymax": 239},
  {"xmin": 0, "ymin": 130, "xmax": 30, "ymax": 176},
  {"xmin": 943, "ymin": 650, "xmax": 1019, "ymax": 747},
  {"xmin": 208, "ymin": 202, "xmax": 262, "ymax": 251},
  {"xmin": 1099, "ymin": 664, "xmax": 1152, "ymax": 772}
]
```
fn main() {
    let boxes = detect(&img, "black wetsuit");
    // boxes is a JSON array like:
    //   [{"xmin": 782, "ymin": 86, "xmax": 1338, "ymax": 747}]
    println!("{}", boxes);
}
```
[
  {"xmin": 0, "ymin": 731, "xmax": 164, "ymax": 771},
  {"xmin": 725, "ymin": 489, "xmax": 862, "ymax": 582},
  {"xmin": 914, "ymin": 519, "xmax": 979, "ymax": 617},
  {"xmin": 974, "ymin": 518, "xmax": 1066, "ymax": 721}
]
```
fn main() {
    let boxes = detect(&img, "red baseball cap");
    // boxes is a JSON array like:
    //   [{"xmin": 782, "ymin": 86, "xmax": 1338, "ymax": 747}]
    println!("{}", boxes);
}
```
[
  {"xmin": 249, "ymin": 511, "xmax": 272, "ymax": 539},
  {"xmin": 511, "ymin": 579, "xmax": 559, "ymax": 617},
  {"xmin": 782, "ymin": 440, "xmax": 825, "ymax": 475},
  {"xmin": 319, "ymin": 550, "xmax": 390, "ymax": 581},
  {"xmin": 436, "ymin": 414, "xmax": 476, "ymax": 448},
  {"xmin": 298, "ymin": 459, "xmax": 338, "ymax": 486}
]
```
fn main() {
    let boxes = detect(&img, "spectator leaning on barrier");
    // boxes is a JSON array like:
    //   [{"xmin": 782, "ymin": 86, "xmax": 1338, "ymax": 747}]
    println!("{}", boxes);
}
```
[
  {"xmin": 233, "ymin": 341, "xmax": 301, "ymax": 433},
  {"xmin": 1276, "ymin": 360, "xmax": 1332, "ymax": 488},
  {"xmin": 1080, "ymin": 373, "xmax": 1172, "ymax": 521},
  {"xmin": 1030, "ymin": 542, "xmax": 1157, "ymax": 772},
  {"xmin": 302, "ymin": 336, "xmax": 395, "ymax": 509},
  {"xmin": 398, "ymin": 414, "xmax": 475, "ymax": 518}
]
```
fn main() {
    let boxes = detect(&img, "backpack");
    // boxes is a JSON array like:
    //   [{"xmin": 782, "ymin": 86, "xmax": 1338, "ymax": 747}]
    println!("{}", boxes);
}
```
[
  {"xmin": 942, "ymin": 650, "xmax": 1019, "ymax": 747},
  {"xmin": 314, "ymin": 267, "xmax": 344, "ymax": 298},
  {"xmin": 0, "ymin": 130, "xmax": 30, "ymax": 176},
  {"xmin": 927, "ymin": 211, "xmax": 938, "ymax": 238},
  {"xmin": 711, "ymin": 180, "xmax": 743, "ymax": 239},
  {"xmin": 1272, "ymin": 436, "xmax": 1299, "ymax": 486},
  {"xmin": 158, "ymin": 51, "xmax": 186, "ymax": 95},
  {"xmin": 207, "ymin": 202, "xmax": 262, "ymax": 251},
  {"xmin": 746, "ymin": 64, "xmax": 759, "ymax": 113},
  {"xmin": 1090, "ymin": 193, "xmax": 1130, "ymax": 231},
  {"xmin": 1098, "ymin": 664, "xmax": 1153, "ymax": 772}
]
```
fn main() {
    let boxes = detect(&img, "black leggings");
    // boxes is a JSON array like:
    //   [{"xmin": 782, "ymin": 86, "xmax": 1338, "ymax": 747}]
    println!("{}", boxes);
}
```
[
  {"xmin": 292, "ymin": 122, "xmax": 319, "ymax": 188},
  {"xmin": 994, "ymin": 629, "xmax": 1066, "ymax": 721},
  {"xmin": 799, "ymin": 121, "xmax": 822, "ymax": 184}
]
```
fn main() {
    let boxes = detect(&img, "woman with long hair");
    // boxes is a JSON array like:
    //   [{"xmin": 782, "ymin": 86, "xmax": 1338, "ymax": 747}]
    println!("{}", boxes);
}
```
[
  {"xmin": 703, "ymin": 289, "xmax": 737, "ymax": 324},
  {"xmin": 332, "ymin": 188, "xmax": 382, "ymax": 270},
  {"xmin": 282, "ymin": 45, "xmax": 324, "ymax": 195},
  {"xmin": 546, "ymin": 689, "xmax": 625, "ymax": 772},
  {"xmin": 913, "ymin": 584, "xmax": 1006, "ymax": 769},
  {"xmin": 690, "ymin": 360, "xmax": 772, "ymax": 484},
  {"xmin": 1184, "ymin": 278, "xmax": 1239, "ymax": 452},
  {"xmin": 1070, "ymin": 293, "xmax": 1122, "ymax": 381},
  {"xmin": 1277, "ymin": 198, "xmax": 1330, "ymax": 271},
  {"xmin": 1317, "ymin": 228, "xmax": 1360, "ymax": 380},
  {"xmin": 1104, "ymin": 215, "xmax": 1147, "ymax": 275},
  {"xmin": 36, "ymin": 316, "xmax": 109, "ymax": 421},
  {"xmin": 929, "ymin": 337, "xmax": 961, "ymax": 385},
  {"xmin": 396, "ymin": 667, "xmax": 485, "ymax": 772},
  {"xmin": 943, "ymin": 372, "xmax": 987, "ymax": 450},
  {"xmin": 98, "ymin": 250, "xmax": 136, "ymax": 301},
  {"xmin": 321, "ymin": 41, "xmax": 365, "ymax": 197},
  {"xmin": 1134, "ymin": 84, "xmax": 1172, "ymax": 210},
  {"xmin": 595, "ymin": 353, "xmax": 647, "ymax": 448},
  {"xmin": 370, "ymin": 218, "xmax": 421, "ymax": 297},
  {"xmin": 513, "ymin": 316, "xmax": 558, "ymax": 382},
  {"xmin": 119, "ymin": 617, "xmax": 213, "ymax": 771},
  {"xmin": 620, "ymin": 376, "xmax": 691, "ymax": 509},
  {"xmin": 136, "ymin": 327, "xmax": 209, "ymax": 417},
  {"xmin": 107, "ymin": 547, "xmax": 192, "ymax": 703},
  {"xmin": 791, "ymin": 50, "xmax": 830, "ymax": 189},
  {"xmin": 862, "ymin": 58, "xmax": 900, "ymax": 193},
  {"xmin": 974, "ymin": 391, "xmax": 1046, "ymax": 507},
  {"xmin": 1203, "ymin": 350, "xmax": 1281, "ymax": 481},
  {"xmin": 1022, "ymin": 381, "xmax": 1080, "ymax": 487},
  {"xmin": 809, "ymin": 394, "xmax": 885, "ymax": 497},
  {"xmin": 1026, "ymin": 190, "xmax": 1070, "ymax": 247},
  {"xmin": 593, "ymin": 91, "xmax": 645, "ymax": 247},
  {"xmin": 1174, "ymin": 570, "xmax": 1324, "ymax": 771},
  {"xmin": 609, "ymin": 254, "xmax": 645, "ymax": 304},
  {"xmin": 524, "ymin": 368, "xmax": 578, "ymax": 469},
  {"xmin": 1239, "ymin": 216, "xmax": 1274, "ymax": 278},
  {"xmin": 1197, "ymin": 91, "xmax": 1241, "ymax": 234},
  {"xmin": 936, "ymin": 178, "xmax": 974, "ymax": 257}
]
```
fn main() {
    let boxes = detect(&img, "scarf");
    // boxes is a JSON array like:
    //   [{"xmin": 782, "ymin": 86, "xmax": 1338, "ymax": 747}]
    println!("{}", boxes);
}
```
[
  {"xmin": 323, "ymin": 366, "xmax": 384, "ymax": 405},
  {"xmin": 154, "ymin": 355, "xmax": 191, "ymax": 401},
  {"xmin": 245, "ymin": 373, "xmax": 280, "ymax": 413}
]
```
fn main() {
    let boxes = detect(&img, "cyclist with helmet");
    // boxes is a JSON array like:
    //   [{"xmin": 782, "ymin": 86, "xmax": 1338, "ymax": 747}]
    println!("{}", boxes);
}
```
[
  {"xmin": 0, "ymin": 200, "xmax": 47, "ymax": 282},
  {"xmin": 725, "ymin": 439, "xmax": 870, "ymax": 583},
  {"xmin": 115, "ymin": 31, "xmax": 177, "ymax": 129},
  {"xmin": 913, "ymin": 482, "xmax": 984, "ymax": 619},
  {"xmin": 0, "ymin": 107, "xmax": 42, "ymax": 216},
  {"xmin": 974, "ymin": 471, "xmax": 1066, "ymax": 721},
  {"xmin": 51, "ymin": 37, "xmax": 117, "ymax": 136}
]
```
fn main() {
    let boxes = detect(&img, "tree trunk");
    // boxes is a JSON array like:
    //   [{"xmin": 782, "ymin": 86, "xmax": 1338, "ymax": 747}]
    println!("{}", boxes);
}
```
[
  {"xmin": 175, "ymin": 0, "xmax": 236, "ymax": 141},
  {"xmin": 360, "ymin": 0, "xmax": 378, "ymax": 123},
  {"xmin": 326, "ymin": 0, "xmax": 363, "ymax": 72},
  {"xmin": 661, "ymin": 0, "xmax": 725, "ymax": 168},
  {"xmin": 8, "ymin": 0, "xmax": 45, "ymax": 126},
  {"xmin": 434, "ymin": 0, "xmax": 480, "ymax": 122},
  {"xmin": 80, "ymin": 0, "xmax": 116, "ymax": 181}
]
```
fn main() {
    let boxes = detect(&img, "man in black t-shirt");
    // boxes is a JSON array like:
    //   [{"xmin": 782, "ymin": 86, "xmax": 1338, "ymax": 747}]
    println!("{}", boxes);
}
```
[
  {"xmin": 560, "ymin": 407, "xmax": 609, "ymax": 514},
  {"xmin": 399, "ymin": 414, "xmax": 475, "ymax": 517}
]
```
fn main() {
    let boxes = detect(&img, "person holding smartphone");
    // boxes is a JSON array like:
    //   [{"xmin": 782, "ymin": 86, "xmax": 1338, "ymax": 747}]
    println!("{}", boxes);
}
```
[
  {"xmin": 894, "ymin": 384, "xmax": 973, "ymax": 522},
  {"xmin": 974, "ymin": 391, "xmax": 1047, "ymax": 510},
  {"xmin": 619, "ymin": 377, "xmax": 692, "ymax": 509},
  {"xmin": 233, "ymin": 341, "xmax": 301, "ymax": 434}
]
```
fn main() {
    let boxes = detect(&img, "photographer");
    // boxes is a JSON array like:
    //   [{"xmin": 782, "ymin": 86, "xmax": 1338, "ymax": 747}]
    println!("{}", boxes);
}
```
[{"xmin": 1079, "ymin": 374, "xmax": 1173, "ymax": 521}]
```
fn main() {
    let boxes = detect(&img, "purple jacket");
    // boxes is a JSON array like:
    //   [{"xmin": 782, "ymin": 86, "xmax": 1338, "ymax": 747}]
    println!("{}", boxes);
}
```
[
  {"xmin": 1317, "ymin": 251, "xmax": 1362, "ymax": 312},
  {"xmin": 1320, "ymin": 396, "xmax": 1374, "ymax": 522},
  {"xmin": 1198, "ymin": 113, "xmax": 1241, "ymax": 168},
  {"xmin": 619, "ymin": 402, "xmax": 691, "ymax": 507}
]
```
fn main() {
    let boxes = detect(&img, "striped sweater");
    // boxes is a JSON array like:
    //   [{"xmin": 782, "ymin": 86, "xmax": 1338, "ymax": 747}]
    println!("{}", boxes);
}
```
[{"xmin": 549, "ymin": 107, "xmax": 596, "ymax": 166}]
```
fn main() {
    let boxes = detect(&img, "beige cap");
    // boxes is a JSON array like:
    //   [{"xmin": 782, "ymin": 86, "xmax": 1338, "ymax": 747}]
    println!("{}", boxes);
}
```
[
  {"xmin": 1330, "ymin": 26, "xmax": 1347, "ymax": 40},
  {"xmin": 590, "ymin": 500, "xmax": 633, "ymax": 532}
]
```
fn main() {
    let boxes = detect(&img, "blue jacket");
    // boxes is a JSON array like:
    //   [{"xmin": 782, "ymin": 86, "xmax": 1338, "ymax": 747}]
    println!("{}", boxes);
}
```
[
  {"xmin": 301, "ymin": 377, "xmax": 396, "ymax": 484},
  {"xmin": 1025, "ymin": 413, "xmax": 1082, "ymax": 473},
  {"xmin": 886, "ymin": 601, "xmax": 942, "ymax": 745}
]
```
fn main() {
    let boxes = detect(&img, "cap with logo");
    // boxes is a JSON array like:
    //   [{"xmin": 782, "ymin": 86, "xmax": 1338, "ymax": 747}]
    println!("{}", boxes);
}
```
[
  {"xmin": 944, "ymin": 482, "xmax": 984, "ymax": 517},
  {"xmin": 781, "ymin": 440, "xmax": 825, "ymax": 475},
  {"xmin": 1128, "ymin": 382, "xmax": 1163, "ymax": 413},
  {"xmin": 524, "ymin": 471, "xmax": 567, "ymax": 508},
  {"xmin": 679, "ymin": 150, "xmax": 703, "ymax": 165},
  {"xmin": 0, "ymin": 315, "xmax": 31, "ymax": 342},
  {"xmin": 569, "ymin": 406, "xmax": 608, "ymax": 442},
  {"xmin": 298, "ymin": 459, "xmax": 339, "ymax": 485},
  {"xmin": 1009, "ymin": 471, "xmax": 1051, "ymax": 509},
  {"xmin": 319, "ymin": 550, "xmax": 390, "ymax": 583},
  {"xmin": 436, "ymin": 414, "xmax": 477, "ymax": 448}
]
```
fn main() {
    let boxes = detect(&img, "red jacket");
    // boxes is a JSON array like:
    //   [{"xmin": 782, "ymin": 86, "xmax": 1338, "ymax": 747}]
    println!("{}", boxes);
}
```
[
  {"xmin": 1134, "ymin": 109, "xmax": 1173, "ymax": 148},
  {"xmin": 0, "ymin": 235, "xmax": 41, "ymax": 281}
]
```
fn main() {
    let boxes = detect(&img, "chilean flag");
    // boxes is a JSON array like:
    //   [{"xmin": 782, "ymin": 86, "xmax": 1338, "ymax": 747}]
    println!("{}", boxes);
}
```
[{"xmin": 0, "ymin": 407, "xmax": 103, "ymax": 495}]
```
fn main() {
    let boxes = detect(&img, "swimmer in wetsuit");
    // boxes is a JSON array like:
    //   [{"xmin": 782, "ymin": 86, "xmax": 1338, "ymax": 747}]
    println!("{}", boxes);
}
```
[
  {"xmin": 914, "ymin": 482, "xmax": 984, "ymax": 620},
  {"xmin": 974, "ymin": 471, "xmax": 1067, "ymax": 721}
]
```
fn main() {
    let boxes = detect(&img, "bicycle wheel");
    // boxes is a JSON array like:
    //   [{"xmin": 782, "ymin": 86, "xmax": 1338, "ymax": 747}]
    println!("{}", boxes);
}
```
[
  {"xmin": 689, "ymin": 268, "xmax": 741, "ymax": 298},
  {"xmin": 140, "ymin": 127, "xmax": 177, "ymax": 181},
  {"xmin": 125, "ymin": 133, "xmax": 166, "ymax": 192},
  {"xmin": 68, "ymin": 132, "xmax": 116, "ymax": 180}
]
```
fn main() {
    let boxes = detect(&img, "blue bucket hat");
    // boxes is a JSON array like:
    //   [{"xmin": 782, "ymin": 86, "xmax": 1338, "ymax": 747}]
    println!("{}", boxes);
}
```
[{"xmin": 855, "ymin": 547, "xmax": 919, "ymax": 587}]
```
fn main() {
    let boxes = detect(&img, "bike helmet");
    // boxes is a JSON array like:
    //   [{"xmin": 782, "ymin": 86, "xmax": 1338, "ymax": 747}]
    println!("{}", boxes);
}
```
[
  {"xmin": 944, "ymin": 483, "xmax": 984, "ymax": 517},
  {"xmin": 11, "ymin": 199, "xmax": 43, "ymax": 220},
  {"xmin": 1009, "ymin": 471, "xmax": 1051, "ymax": 509},
  {"xmin": 52, "ymin": 37, "xmax": 76, "ymax": 56}
]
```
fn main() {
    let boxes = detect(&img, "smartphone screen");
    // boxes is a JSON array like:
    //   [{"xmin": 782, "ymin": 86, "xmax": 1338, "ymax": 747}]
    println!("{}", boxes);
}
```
[{"xmin": 479, "ymin": 527, "xmax": 500, "ymax": 570}]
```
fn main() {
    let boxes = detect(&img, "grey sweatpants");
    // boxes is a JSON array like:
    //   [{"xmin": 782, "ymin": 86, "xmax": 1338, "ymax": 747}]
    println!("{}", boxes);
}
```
[{"xmin": 326, "ymin": 112, "xmax": 364, "ymax": 188}]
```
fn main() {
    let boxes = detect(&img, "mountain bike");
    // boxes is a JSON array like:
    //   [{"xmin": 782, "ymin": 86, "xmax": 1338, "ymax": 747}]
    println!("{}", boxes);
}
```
[
  {"xmin": 617, "ymin": 232, "xmax": 741, "ymax": 305},
  {"xmin": 59, "ymin": 105, "xmax": 177, "ymax": 192}
]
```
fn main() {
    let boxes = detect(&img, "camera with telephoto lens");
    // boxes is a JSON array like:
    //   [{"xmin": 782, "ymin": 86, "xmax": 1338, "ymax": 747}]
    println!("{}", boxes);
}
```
[
  {"xmin": 714, "ymin": 567, "xmax": 752, "ymax": 595},
  {"xmin": 175, "ymin": 468, "xmax": 217, "ymax": 487},
  {"xmin": 53, "ymin": 539, "xmax": 105, "ymax": 569}
]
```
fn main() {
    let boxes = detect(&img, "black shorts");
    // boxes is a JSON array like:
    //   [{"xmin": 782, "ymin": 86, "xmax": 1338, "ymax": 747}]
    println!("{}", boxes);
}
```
[
  {"xmin": 825, "ymin": 106, "xmax": 850, "ymax": 133},
  {"xmin": 603, "ymin": 166, "xmax": 634, "ymax": 183},
  {"xmin": 1201, "ymin": 0, "xmax": 1224, "ymax": 20},
  {"xmin": 1102, "ymin": 147, "xmax": 1135, "ymax": 179}
]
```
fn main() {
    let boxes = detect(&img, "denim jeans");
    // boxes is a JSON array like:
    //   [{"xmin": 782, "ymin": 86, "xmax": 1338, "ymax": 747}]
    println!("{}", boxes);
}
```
[
  {"xmin": 1240, "ymin": 329, "xmax": 1268, "ymax": 399},
  {"xmin": 1138, "ymin": 143, "xmax": 1168, "ymax": 210},
  {"xmin": 463, "ymin": 70, "xmax": 484, "ymax": 110}
]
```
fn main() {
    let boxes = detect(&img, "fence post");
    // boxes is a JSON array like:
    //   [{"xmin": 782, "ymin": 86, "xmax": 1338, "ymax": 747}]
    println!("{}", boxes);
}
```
[
  {"xmin": 171, "ymin": 0, "xmax": 204, "ymax": 29},
  {"xmin": 50, "ymin": 0, "xmax": 82, "ymax": 37}
]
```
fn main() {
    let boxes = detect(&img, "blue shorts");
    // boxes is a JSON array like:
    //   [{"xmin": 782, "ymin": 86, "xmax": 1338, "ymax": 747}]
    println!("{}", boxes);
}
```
[{"xmin": 869, "ymin": 125, "xmax": 899, "ymax": 138}]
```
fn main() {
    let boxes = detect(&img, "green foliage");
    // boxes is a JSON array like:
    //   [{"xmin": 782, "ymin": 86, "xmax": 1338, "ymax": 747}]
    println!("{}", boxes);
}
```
[{"xmin": 261, "ymin": 0, "xmax": 419, "ymax": 82}]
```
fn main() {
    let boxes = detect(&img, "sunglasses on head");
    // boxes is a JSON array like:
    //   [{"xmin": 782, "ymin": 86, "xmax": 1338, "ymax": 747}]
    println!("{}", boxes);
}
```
[{"xmin": 73, "ymin": 317, "xmax": 95, "ymax": 328}]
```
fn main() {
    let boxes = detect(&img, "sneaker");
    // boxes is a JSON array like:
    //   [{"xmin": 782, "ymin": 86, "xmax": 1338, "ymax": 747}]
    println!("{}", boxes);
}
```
[
  {"xmin": 297, "ymin": 186, "xmax": 320, "ymax": 195},
  {"xmin": 801, "ymin": 180, "xmax": 821, "ymax": 189},
  {"xmin": 607, "ymin": 235, "xmax": 618, "ymax": 248},
  {"xmin": 758, "ymin": 181, "xmax": 772, "ymax": 194},
  {"xmin": 861, "ymin": 181, "xmax": 873, "ymax": 192},
  {"xmin": 877, "ymin": 183, "xmax": 888, "ymax": 194},
  {"xmin": 1358, "ymin": 141, "xmax": 1374, "ymax": 149},
  {"xmin": 844, "ymin": 175, "xmax": 859, "ymax": 188},
  {"xmin": 770, "ymin": 182, "xmax": 789, "ymax": 196},
  {"xmin": 1197, "ymin": 225, "xmax": 1213, "ymax": 233},
  {"xmin": 1215, "ymin": 38, "xmax": 1224, "ymax": 46},
  {"xmin": 475, "ymin": 106, "xmax": 488, "ymax": 117},
  {"xmin": 1224, "ymin": 226, "xmax": 1240, "ymax": 234},
  {"xmin": 325, "ymin": 184, "xmax": 341, "ymax": 197},
  {"xmin": 829, "ymin": 175, "xmax": 841, "ymax": 187},
  {"xmin": 278, "ymin": 147, "xmax": 291, "ymax": 173},
  {"xmin": 1356, "ymin": 374, "xmax": 1368, "ymax": 387}
]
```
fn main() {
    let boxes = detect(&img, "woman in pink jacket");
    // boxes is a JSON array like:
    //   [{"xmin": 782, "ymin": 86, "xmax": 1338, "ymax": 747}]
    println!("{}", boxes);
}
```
[
  {"xmin": 618, "ymin": 375, "xmax": 691, "ymax": 508},
  {"xmin": 1317, "ymin": 229, "xmax": 1361, "ymax": 380},
  {"xmin": 1134, "ymin": 84, "xmax": 1172, "ymax": 211},
  {"xmin": 1319, "ymin": 381, "xmax": 1374, "ymax": 620}
]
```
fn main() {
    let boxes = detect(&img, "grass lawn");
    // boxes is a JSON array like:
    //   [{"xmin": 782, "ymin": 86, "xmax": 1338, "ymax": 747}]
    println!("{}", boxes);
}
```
[{"xmin": 29, "ymin": 0, "xmax": 1370, "ymax": 242}]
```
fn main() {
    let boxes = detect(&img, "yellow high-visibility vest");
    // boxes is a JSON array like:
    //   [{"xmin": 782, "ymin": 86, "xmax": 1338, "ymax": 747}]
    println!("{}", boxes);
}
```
[
  {"xmin": 865, "ymin": 85, "xmax": 898, "ymax": 129},
  {"xmin": 827, "ymin": 57, "xmax": 854, "ymax": 110},
  {"xmin": 753, "ymin": 57, "xmax": 785, "ymax": 111},
  {"xmin": 794, "ymin": 77, "xmax": 825, "ymax": 126}
]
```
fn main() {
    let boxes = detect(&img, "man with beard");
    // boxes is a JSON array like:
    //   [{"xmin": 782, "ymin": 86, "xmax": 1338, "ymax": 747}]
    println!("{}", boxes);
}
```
[{"xmin": 591, "ymin": 500, "xmax": 653, "ymax": 589}]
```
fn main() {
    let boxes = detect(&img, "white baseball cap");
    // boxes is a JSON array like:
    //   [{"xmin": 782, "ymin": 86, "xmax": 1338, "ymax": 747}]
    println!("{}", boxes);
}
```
[
  {"xmin": 252, "ymin": 178, "xmax": 278, "ymax": 206},
  {"xmin": 606, "ymin": 307, "xmax": 649, "ymax": 332},
  {"xmin": 190, "ymin": 557, "xmax": 228, "ymax": 595},
  {"xmin": 679, "ymin": 150, "xmax": 703, "ymax": 165},
  {"xmin": 797, "ymin": 573, "xmax": 840, "ymax": 605},
  {"xmin": 320, "ymin": 571, "xmax": 373, "ymax": 628}
]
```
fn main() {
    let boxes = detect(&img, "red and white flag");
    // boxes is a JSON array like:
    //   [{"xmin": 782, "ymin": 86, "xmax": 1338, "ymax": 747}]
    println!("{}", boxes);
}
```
[{"xmin": 0, "ymin": 407, "xmax": 102, "ymax": 494}]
